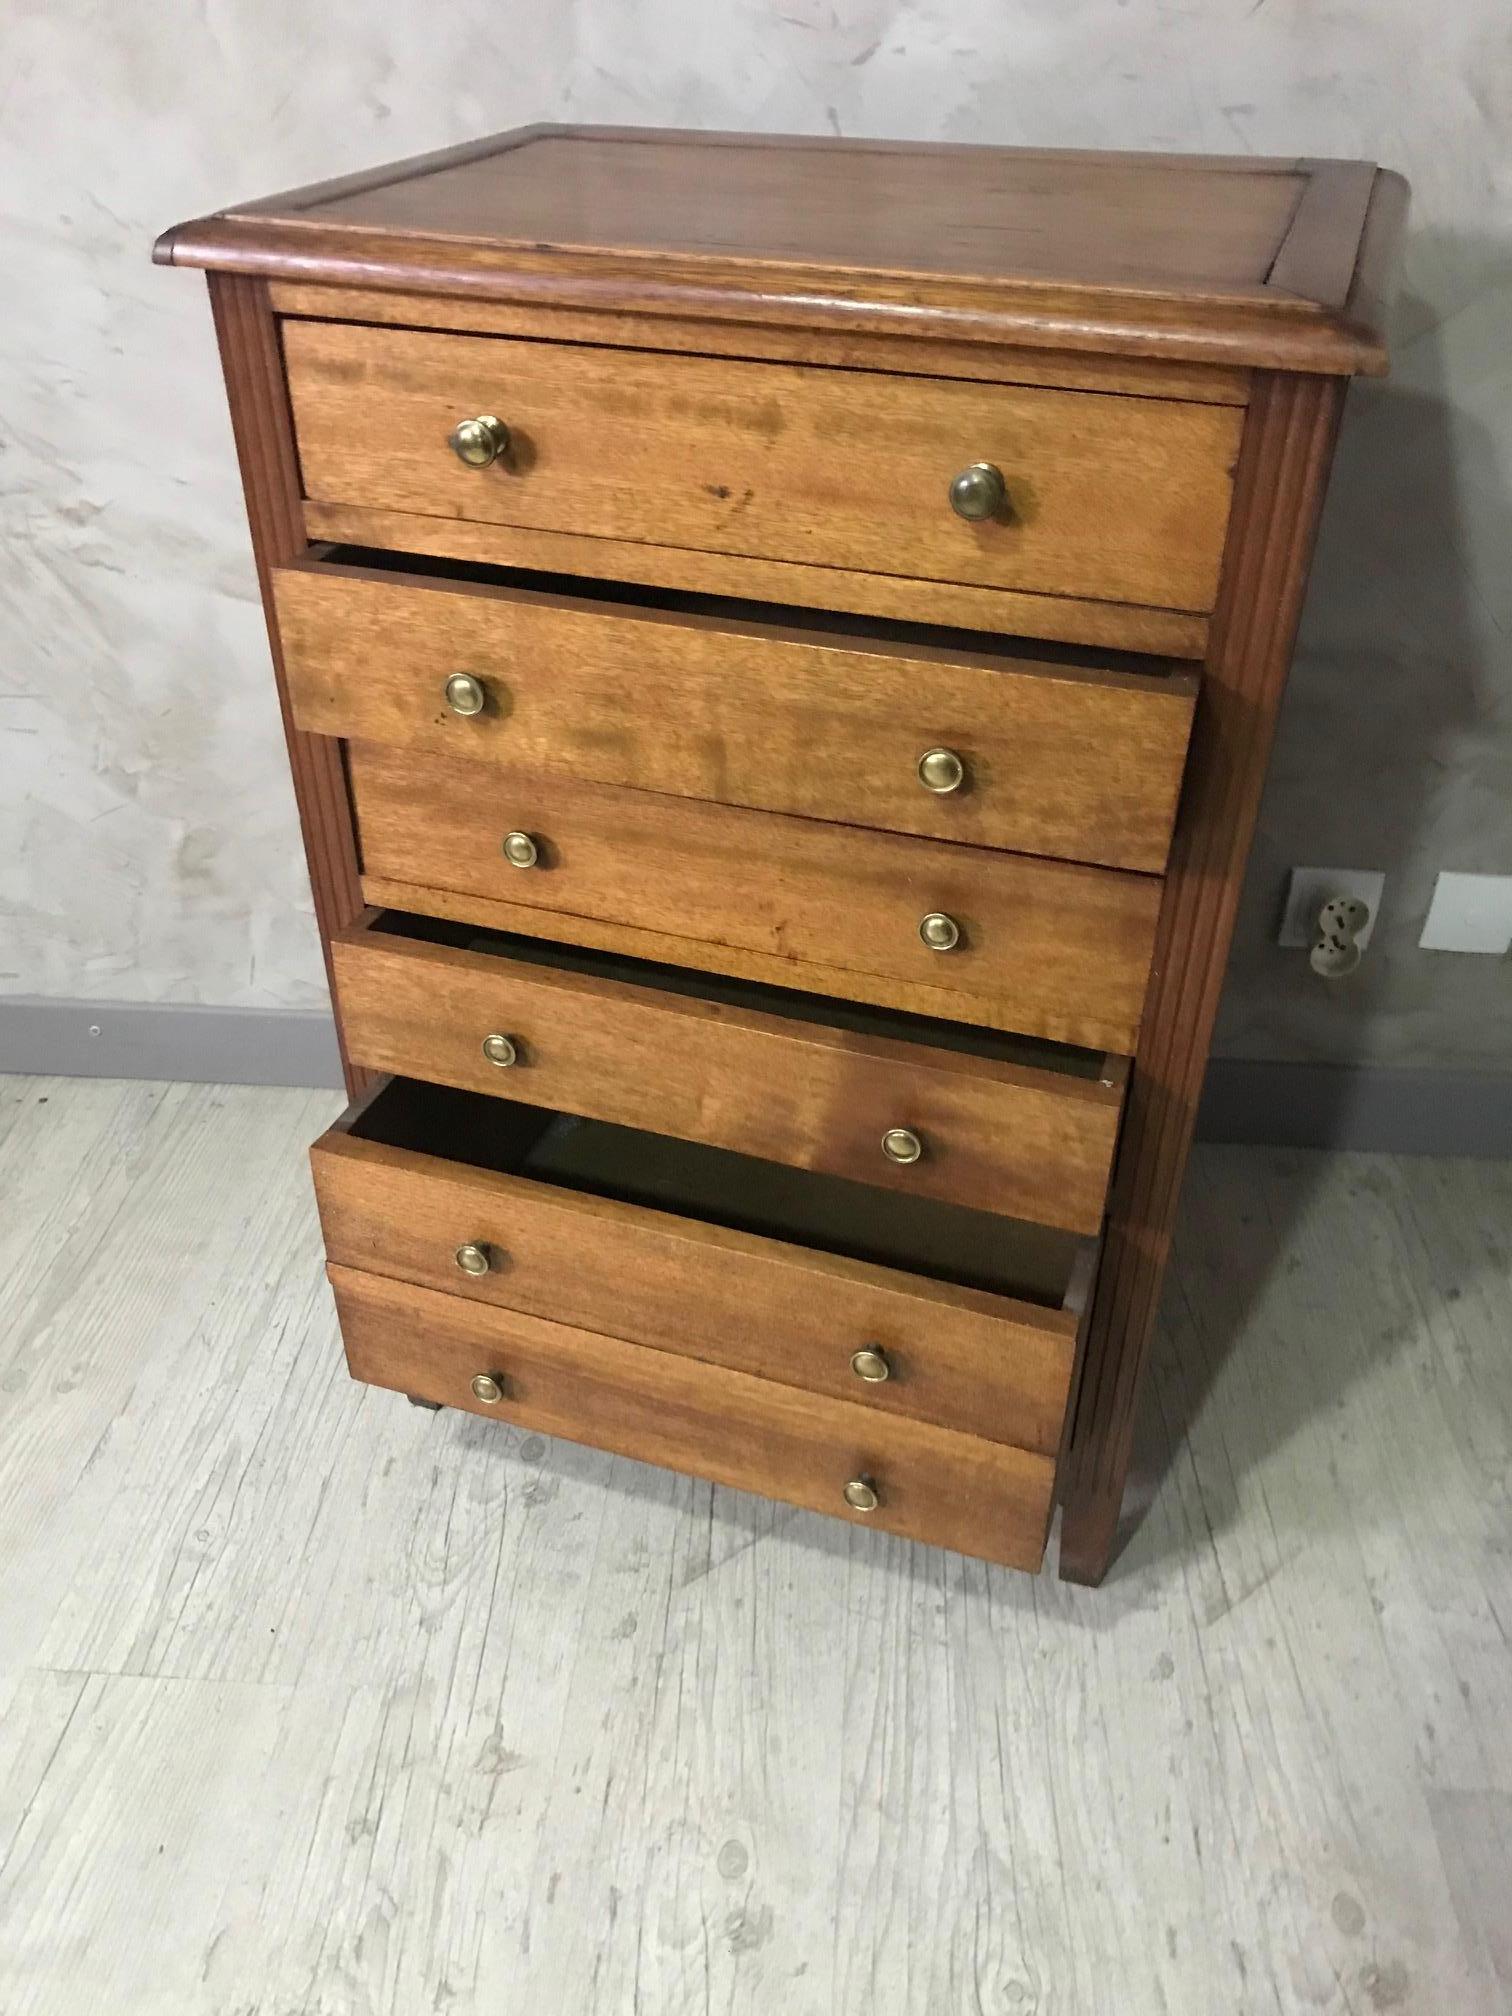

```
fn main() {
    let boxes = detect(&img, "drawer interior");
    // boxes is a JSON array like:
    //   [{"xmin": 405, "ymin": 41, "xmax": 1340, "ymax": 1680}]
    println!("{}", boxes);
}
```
[
  {"xmin": 347, "ymin": 1076, "xmax": 1089, "ymax": 1312},
  {"xmin": 367, "ymin": 909, "xmax": 1118, "ymax": 1084}
]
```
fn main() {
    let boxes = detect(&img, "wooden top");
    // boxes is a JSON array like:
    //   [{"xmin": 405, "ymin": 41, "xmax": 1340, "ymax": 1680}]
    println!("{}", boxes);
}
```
[{"xmin": 157, "ymin": 125, "xmax": 1405, "ymax": 374}]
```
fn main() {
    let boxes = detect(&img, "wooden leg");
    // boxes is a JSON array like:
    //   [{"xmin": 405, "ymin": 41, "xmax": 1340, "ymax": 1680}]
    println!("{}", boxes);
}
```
[
  {"xmin": 405, "ymin": 1393, "xmax": 443, "ymax": 1412},
  {"xmin": 1057, "ymin": 1481, "xmax": 1123, "ymax": 1586}
]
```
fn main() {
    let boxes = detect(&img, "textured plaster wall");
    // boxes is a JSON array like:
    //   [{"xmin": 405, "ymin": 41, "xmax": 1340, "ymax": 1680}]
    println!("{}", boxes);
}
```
[{"xmin": 3, "ymin": 2, "xmax": 1508, "ymax": 1064}]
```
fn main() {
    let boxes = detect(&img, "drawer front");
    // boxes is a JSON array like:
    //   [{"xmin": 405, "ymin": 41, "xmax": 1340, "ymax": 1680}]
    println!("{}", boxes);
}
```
[
  {"xmin": 283, "ymin": 319, "xmax": 1241, "ymax": 614},
  {"xmin": 311, "ymin": 1101, "xmax": 1085, "ymax": 1457},
  {"xmin": 329, "ymin": 1263, "xmax": 1057, "ymax": 1570},
  {"xmin": 275, "ymin": 561, "xmax": 1198, "ymax": 874},
  {"xmin": 331, "ymin": 918, "xmax": 1123, "ymax": 1234},
  {"xmin": 349, "ymin": 744, "xmax": 1161, "ymax": 1054}
]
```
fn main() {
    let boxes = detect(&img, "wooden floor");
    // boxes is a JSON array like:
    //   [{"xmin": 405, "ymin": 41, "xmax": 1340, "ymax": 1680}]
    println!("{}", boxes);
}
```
[{"xmin": 0, "ymin": 1076, "xmax": 1508, "ymax": 2015}]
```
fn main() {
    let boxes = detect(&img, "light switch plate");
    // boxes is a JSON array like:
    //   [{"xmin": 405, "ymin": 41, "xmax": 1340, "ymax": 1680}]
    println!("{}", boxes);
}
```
[
  {"xmin": 1418, "ymin": 872, "xmax": 1512, "ymax": 954},
  {"xmin": 1278, "ymin": 868, "xmax": 1385, "ymax": 949}
]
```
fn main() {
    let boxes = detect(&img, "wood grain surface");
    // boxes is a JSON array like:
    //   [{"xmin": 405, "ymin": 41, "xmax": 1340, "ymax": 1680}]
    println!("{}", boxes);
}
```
[
  {"xmin": 276, "ymin": 558, "xmax": 1198, "ymax": 872},
  {"xmin": 312, "ymin": 1097, "xmax": 1084, "ymax": 1455},
  {"xmin": 358, "ymin": 871, "xmax": 1146, "ymax": 1044},
  {"xmin": 329, "ymin": 916, "xmax": 1123, "ymax": 1232},
  {"xmin": 269, "ymin": 281, "xmax": 1254, "ymax": 403},
  {"xmin": 283, "ymin": 319, "xmax": 1242, "ymax": 613},
  {"xmin": 277, "ymin": 132, "xmax": 1308, "ymax": 287},
  {"xmin": 348, "ymin": 743, "xmax": 1163, "ymax": 1054},
  {"xmin": 301, "ymin": 498, "xmax": 1213, "ymax": 659},
  {"xmin": 157, "ymin": 128, "xmax": 1405, "ymax": 374},
  {"xmin": 329, "ymin": 1263, "xmax": 1058, "ymax": 1569}
]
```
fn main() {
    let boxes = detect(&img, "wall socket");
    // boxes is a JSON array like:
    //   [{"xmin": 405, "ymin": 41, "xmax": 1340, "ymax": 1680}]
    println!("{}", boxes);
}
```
[{"xmin": 1278, "ymin": 868, "xmax": 1385, "ymax": 950}]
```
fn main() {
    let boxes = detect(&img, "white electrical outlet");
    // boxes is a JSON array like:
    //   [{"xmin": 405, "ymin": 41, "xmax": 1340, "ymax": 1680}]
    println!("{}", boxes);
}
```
[
  {"xmin": 1419, "ymin": 873, "xmax": 1512, "ymax": 955},
  {"xmin": 1278, "ymin": 868, "xmax": 1385, "ymax": 950}
]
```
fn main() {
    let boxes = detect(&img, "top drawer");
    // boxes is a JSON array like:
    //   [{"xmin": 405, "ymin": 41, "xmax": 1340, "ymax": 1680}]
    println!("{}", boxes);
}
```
[{"xmin": 283, "ymin": 320, "xmax": 1241, "ymax": 615}]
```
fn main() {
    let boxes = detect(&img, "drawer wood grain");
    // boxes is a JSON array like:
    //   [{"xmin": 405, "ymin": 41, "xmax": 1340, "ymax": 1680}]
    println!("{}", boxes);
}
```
[
  {"xmin": 331, "ymin": 913, "xmax": 1125, "ymax": 1234},
  {"xmin": 275, "ymin": 557, "xmax": 1198, "ymax": 873},
  {"xmin": 301, "ymin": 498, "xmax": 1212, "ymax": 660},
  {"xmin": 330, "ymin": 1264, "xmax": 1058, "ymax": 1570},
  {"xmin": 348, "ymin": 743, "xmax": 1162, "ymax": 1054},
  {"xmin": 312, "ymin": 1078, "xmax": 1091, "ymax": 1459},
  {"xmin": 283, "ymin": 318, "xmax": 1241, "ymax": 614}
]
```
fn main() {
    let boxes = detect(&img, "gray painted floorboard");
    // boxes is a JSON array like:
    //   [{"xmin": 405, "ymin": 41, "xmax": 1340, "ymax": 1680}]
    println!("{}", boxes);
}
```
[{"xmin": 0, "ymin": 1075, "xmax": 1507, "ymax": 2014}]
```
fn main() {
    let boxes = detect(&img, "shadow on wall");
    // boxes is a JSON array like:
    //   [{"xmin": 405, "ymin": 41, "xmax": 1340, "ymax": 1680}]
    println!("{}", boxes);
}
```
[
  {"xmin": 1136, "ymin": 239, "xmax": 1512, "ymax": 1561},
  {"xmin": 1214, "ymin": 241, "xmax": 1512, "ymax": 1078}
]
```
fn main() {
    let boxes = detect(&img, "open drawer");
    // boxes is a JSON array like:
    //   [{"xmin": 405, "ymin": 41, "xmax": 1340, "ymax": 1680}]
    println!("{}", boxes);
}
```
[
  {"xmin": 274, "ymin": 548, "xmax": 1198, "ymax": 874},
  {"xmin": 311, "ymin": 1077, "xmax": 1096, "ymax": 1472},
  {"xmin": 332, "ymin": 911, "xmax": 1126, "ymax": 1235}
]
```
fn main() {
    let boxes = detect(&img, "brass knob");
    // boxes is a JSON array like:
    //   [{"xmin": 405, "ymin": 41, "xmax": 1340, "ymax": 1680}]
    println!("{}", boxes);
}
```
[
  {"xmin": 843, "ymin": 1476, "xmax": 880, "ymax": 1513},
  {"xmin": 444, "ymin": 672, "xmax": 486, "ymax": 717},
  {"xmin": 449, "ymin": 415, "xmax": 510, "ymax": 468},
  {"xmin": 455, "ymin": 1242, "xmax": 492, "ymax": 1276},
  {"xmin": 470, "ymin": 1373, "xmax": 503, "ymax": 1404},
  {"xmin": 918, "ymin": 747, "xmax": 965, "ymax": 795},
  {"xmin": 502, "ymin": 831, "xmax": 539, "ymax": 869},
  {"xmin": 882, "ymin": 1128, "xmax": 922, "ymax": 1165},
  {"xmin": 948, "ymin": 461, "xmax": 1007, "ymax": 522},
  {"xmin": 481, "ymin": 1032, "xmax": 518, "ymax": 1067},
  {"xmin": 850, "ymin": 1347, "xmax": 891, "ymax": 1384},
  {"xmin": 919, "ymin": 911, "xmax": 960, "ymax": 952}
]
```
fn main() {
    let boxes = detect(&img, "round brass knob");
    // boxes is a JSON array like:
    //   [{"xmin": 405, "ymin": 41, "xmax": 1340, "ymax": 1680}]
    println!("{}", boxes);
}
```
[
  {"xmin": 455, "ymin": 1242, "xmax": 492, "ymax": 1276},
  {"xmin": 882, "ymin": 1128, "xmax": 922, "ymax": 1165},
  {"xmin": 948, "ymin": 461, "xmax": 1007, "ymax": 522},
  {"xmin": 843, "ymin": 1476, "xmax": 880, "ymax": 1513},
  {"xmin": 918, "ymin": 747, "xmax": 965, "ymax": 795},
  {"xmin": 919, "ymin": 911, "xmax": 961, "ymax": 952},
  {"xmin": 470, "ymin": 1373, "xmax": 503, "ymax": 1404},
  {"xmin": 481, "ymin": 1032, "xmax": 518, "ymax": 1068},
  {"xmin": 449, "ymin": 415, "xmax": 510, "ymax": 468},
  {"xmin": 502, "ymin": 831, "xmax": 539, "ymax": 870},
  {"xmin": 444, "ymin": 672, "xmax": 486, "ymax": 717},
  {"xmin": 850, "ymin": 1347, "xmax": 891, "ymax": 1384}
]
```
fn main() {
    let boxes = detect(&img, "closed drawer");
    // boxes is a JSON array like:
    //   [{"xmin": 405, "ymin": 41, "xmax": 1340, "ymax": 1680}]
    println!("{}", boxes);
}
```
[
  {"xmin": 275, "ymin": 555, "xmax": 1198, "ymax": 873},
  {"xmin": 283, "ymin": 319, "xmax": 1241, "ymax": 615},
  {"xmin": 311, "ymin": 1077, "xmax": 1093, "ymax": 1466},
  {"xmin": 331, "ymin": 1266, "xmax": 1057, "ymax": 1570},
  {"xmin": 332, "ymin": 912, "xmax": 1125, "ymax": 1234},
  {"xmin": 349, "ymin": 744, "xmax": 1161, "ymax": 1054}
]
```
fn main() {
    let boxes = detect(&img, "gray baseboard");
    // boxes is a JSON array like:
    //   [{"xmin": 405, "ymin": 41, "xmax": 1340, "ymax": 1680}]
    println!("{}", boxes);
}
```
[
  {"xmin": 1198, "ymin": 1058, "xmax": 1512, "ymax": 1157},
  {"xmin": 0, "ymin": 996, "xmax": 344, "ymax": 1091},
  {"xmin": 3, "ymin": 998, "xmax": 1510, "ymax": 1155}
]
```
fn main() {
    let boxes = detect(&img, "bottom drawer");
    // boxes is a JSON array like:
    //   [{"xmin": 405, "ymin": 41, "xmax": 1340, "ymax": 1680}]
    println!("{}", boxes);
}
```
[{"xmin": 330, "ymin": 1264, "xmax": 1058, "ymax": 1570}]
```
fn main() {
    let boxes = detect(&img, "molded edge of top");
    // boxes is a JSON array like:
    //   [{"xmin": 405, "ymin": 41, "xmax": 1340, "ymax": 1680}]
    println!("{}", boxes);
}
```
[{"xmin": 154, "ymin": 131, "xmax": 1408, "ymax": 379}]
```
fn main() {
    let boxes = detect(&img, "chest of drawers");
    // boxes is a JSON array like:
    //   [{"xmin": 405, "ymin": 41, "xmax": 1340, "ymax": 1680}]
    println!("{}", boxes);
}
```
[{"xmin": 158, "ymin": 127, "xmax": 1403, "ymax": 1583}]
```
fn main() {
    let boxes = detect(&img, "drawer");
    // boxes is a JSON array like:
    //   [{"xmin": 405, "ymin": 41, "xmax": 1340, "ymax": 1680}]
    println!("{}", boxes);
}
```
[
  {"xmin": 331, "ymin": 1266, "xmax": 1056, "ymax": 1570},
  {"xmin": 332, "ymin": 912, "xmax": 1125, "ymax": 1234},
  {"xmin": 275, "ymin": 554, "xmax": 1198, "ymax": 873},
  {"xmin": 283, "ymin": 319, "xmax": 1241, "ymax": 615},
  {"xmin": 349, "ymin": 744, "xmax": 1161, "ymax": 1054},
  {"xmin": 312, "ymin": 1077, "xmax": 1093, "ymax": 1465}
]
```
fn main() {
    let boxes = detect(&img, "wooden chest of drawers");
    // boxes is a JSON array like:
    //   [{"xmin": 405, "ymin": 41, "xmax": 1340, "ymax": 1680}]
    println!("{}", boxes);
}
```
[{"xmin": 158, "ymin": 127, "xmax": 1403, "ymax": 1582}]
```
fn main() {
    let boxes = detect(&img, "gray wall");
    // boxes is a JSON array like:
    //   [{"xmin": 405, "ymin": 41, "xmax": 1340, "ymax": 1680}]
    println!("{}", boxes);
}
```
[{"xmin": 4, "ymin": 2, "xmax": 1508, "ymax": 1072}]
